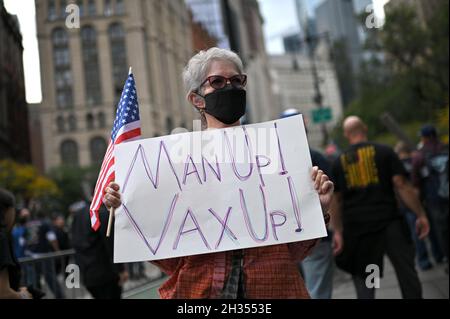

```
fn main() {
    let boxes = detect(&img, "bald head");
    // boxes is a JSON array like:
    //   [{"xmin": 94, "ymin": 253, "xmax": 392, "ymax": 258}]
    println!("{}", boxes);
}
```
[{"xmin": 343, "ymin": 116, "xmax": 368, "ymax": 143}]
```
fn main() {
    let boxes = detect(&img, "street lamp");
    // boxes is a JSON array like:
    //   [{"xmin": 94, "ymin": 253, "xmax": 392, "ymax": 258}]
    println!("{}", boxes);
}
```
[
  {"xmin": 302, "ymin": 31, "xmax": 330, "ymax": 147},
  {"xmin": 294, "ymin": 0, "xmax": 330, "ymax": 147}
]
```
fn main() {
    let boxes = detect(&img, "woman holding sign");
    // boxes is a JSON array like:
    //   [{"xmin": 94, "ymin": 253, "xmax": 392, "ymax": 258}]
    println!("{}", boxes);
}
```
[{"xmin": 104, "ymin": 48, "xmax": 334, "ymax": 299}]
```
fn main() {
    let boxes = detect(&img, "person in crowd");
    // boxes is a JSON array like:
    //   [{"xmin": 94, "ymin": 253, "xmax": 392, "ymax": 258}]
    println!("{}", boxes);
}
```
[
  {"xmin": 103, "ymin": 47, "xmax": 334, "ymax": 299},
  {"xmin": 395, "ymin": 141, "xmax": 444, "ymax": 270},
  {"xmin": 331, "ymin": 116, "xmax": 429, "ymax": 299},
  {"xmin": 71, "ymin": 201, "xmax": 128, "ymax": 299},
  {"xmin": 0, "ymin": 188, "xmax": 32, "ymax": 299},
  {"xmin": 280, "ymin": 108, "xmax": 341, "ymax": 299},
  {"xmin": 325, "ymin": 142, "xmax": 341, "ymax": 164},
  {"xmin": 411, "ymin": 125, "xmax": 449, "ymax": 271},
  {"xmin": 12, "ymin": 208, "xmax": 31, "ymax": 259},
  {"xmin": 25, "ymin": 210, "xmax": 65, "ymax": 298},
  {"xmin": 52, "ymin": 214, "xmax": 71, "ymax": 252},
  {"xmin": 52, "ymin": 214, "xmax": 71, "ymax": 276}
]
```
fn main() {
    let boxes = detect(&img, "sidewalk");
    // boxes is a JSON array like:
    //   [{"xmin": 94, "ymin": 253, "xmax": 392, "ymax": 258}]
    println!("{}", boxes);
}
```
[
  {"xmin": 332, "ymin": 257, "xmax": 449, "ymax": 299},
  {"xmin": 124, "ymin": 258, "xmax": 449, "ymax": 299}
]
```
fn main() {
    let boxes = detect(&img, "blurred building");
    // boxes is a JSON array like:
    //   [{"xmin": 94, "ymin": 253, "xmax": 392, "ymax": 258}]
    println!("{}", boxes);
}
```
[
  {"xmin": 353, "ymin": 0, "xmax": 373, "ymax": 14},
  {"xmin": 28, "ymin": 103, "xmax": 45, "ymax": 172},
  {"xmin": 269, "ymin": 51, "xmax": 343, "ymax": 149},
  {"xmin": 35, "ymin": 0, "xmax": 195, "ymax": 171},
  {"xmin": 185, "ymin": 0, "xmax": 279, "ymax": 123},
  {"xmin": 315, "ymin": 0, "xmax": 370, "ymax": 73},
  {"xmin": 314, "ymin": 0, "xmax": 371, "ymax": 106},
  {"xmin": 189, "ymin": 10, "xmax": 218, "ymax": 51},
  {"xmin": 225, "ymin": 0, "xmax": 279, "ymax": 123},
  {"xmin": 185, "ymin": 0, "xmax": 229, "ymax": 48},
  {"xmin": 0, "ymin": 0, "xmax": 31, "ymax": 163},
  {"xmin": 283, "ymin": 34, "xmax": 303, "ymax": 54}
]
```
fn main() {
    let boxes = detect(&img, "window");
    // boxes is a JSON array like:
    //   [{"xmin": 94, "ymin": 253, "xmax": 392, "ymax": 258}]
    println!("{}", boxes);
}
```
[
  {"xmin": 56, "ymin": 116, "xmax": 65, "ymax": 133},
  {"xmin": 52, "ymin": 28, "xmax": 69, "ymax": 46},
  {"xmin": 86, "ymin": 113, "xmax": 94, "ymax": 129},
  {"xmin": 48, "ymin": 0, "xmax": 56, "ymax": 20},
  {"xmin": 81, "ymin": 26, "xmax": 102, "ymax": 106},
  {"xmin": 90, "ymin": 137, "xmax": 107, "ymax": 164},
  {"xmin": 88, "ymin": 0, "xmax": 96, "ymax": 16},
  {"xmin": 60, "ymin": 0, "xmax": 67, "ymax": 18},
  {"xmin": 115, "ymin": 0, "xmax": 125, "ymax": 15},
  {"xmin": 52, "ymin": 28, "xmax": 73, "ymax": 109},
  {"xmin": 104, "ymin": 0, "xmax": 112, "ymax": 16},
  {"xmin": 55, "ymin": 70, "xmax": 72, "ymax": 89},
  {"xmin": 54, "ymin": 49, "xmax": 70, "ymax": 67},
  {"xmin": 77, "ymin": 0, "xmax": 84, "ymax": 17},
  {"xmin": 56, "ymin": 91, "xmax": 73, "ymax": 109},
  {"xmin": 97, "ymin": 112, "xmax": 106, "ymax": 128},
  {"xmin": 108, "ymin": 23, "xmax": 127, "ymax": 103},
  {"xmin": 56, "ymin": 91, "xmax": 73, "ymax": 110},
  {"xmin": 68, "ymin": 114, "xmax": 77, "ymax": 131},
  {"xmin": 60, "ymin": 139, "xmax": 79, "ymax": 166}
]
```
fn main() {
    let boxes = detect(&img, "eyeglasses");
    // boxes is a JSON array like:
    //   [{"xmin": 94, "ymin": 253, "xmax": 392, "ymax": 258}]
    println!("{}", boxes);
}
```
[{"xmin": 199, "ymin": 74, "xmax": 247, "ymax": 90}]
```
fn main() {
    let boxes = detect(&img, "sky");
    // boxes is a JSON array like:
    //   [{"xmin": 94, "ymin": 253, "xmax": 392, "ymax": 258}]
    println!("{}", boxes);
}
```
[
  {"xmin": 258, "ymin": 0, "xmax": 320, "ymax": 53},
  {"xmin": 4, "ymin": 0, "xmax": 40, "ymax": 103},
  {"xmin": 259, "ymin": 0, "xmax": 389, "ymax": 54},
  {"xmin": 4, "ymin": 0, "xmax": 389, "ymax": 104}
]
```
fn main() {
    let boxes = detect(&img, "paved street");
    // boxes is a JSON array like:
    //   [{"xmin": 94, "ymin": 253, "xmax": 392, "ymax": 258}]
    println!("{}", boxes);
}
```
[
  {"xmin": 123, "ymin": 258, "xmax": 449, "ymax": 299},
  {"xmin": 333, "ymin": 257, "xmax": 449, "ymax": 299}
]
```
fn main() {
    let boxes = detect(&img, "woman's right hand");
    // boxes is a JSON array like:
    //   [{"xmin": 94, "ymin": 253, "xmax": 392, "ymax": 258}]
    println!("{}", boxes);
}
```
[
  {"xmin": 103, "ymin": 182, "xmax": 122, "ymax": 209},
  {"xmin": 18, "ymin": 287, "xmax": 32, "ymax": 299}
]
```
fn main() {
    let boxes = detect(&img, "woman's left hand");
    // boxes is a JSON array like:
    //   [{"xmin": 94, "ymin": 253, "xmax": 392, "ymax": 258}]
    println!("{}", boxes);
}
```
[{"xmin": 311, "ymin": 166, "xmax": 334, "ymax": 213}]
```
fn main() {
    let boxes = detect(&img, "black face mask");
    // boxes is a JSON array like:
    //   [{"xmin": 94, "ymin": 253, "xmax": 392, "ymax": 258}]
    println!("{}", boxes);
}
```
[{"xmin": 199, "ymin": 86, "xmax": 246, "ymax": 125}]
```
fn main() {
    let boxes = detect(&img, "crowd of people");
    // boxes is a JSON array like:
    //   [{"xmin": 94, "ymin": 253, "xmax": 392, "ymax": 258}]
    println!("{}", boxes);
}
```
[
  {"xmin": 1, "ymin": 47, "xmax": 448, "ymax": 299},
  {"xmin": 281, "ymin": 111, "xmax": 448, "ymax": 299},
  {"xmin": 103, "ymin": 48, "xmax": 448, "ymax": 299},
  {"xmin": 0, "ymin": 197, "xmax": 151, "ymax": 299}
]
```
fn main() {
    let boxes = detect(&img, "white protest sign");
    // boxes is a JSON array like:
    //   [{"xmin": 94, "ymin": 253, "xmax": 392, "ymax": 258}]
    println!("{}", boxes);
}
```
[{"xmin": 113, "ymin": 115, "xmax": 327, "ymax": 262}]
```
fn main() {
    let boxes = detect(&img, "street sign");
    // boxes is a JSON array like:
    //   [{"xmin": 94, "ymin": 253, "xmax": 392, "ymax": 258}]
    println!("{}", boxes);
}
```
[{"xmin": 312, "ymin": 108, "xmax": 332, "ymax": 124}]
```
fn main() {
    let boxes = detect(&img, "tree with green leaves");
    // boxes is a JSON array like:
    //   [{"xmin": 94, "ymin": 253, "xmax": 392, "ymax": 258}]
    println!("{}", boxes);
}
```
[
  {"xmin": 331, "ymin": 0, "xmax": 449, "ymax": 147},
  {"xmin": 48, "ymin": 163, "xmax": 100, "ymax": 217},
  {"xmin": 0, "ymin": 159, "xmax": 60, "ymax": 211}
]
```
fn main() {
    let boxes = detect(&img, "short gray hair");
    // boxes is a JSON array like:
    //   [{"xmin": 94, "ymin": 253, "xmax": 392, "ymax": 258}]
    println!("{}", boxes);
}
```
[{"xmin": 183, "ymin": 47, "xmax": 244, "ymax": 95}]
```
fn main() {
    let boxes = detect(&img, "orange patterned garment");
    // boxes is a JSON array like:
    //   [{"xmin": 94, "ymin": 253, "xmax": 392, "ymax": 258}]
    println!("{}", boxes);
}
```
[{"xmin": 152, "ymin": 239, "xmax": 319, "ymax": 299}]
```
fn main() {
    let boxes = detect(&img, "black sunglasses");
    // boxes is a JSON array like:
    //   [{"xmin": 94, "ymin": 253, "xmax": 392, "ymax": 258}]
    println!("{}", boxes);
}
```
[{"xmin": 199, "ymin": 74, "xmax": 247, "ymax": 90}]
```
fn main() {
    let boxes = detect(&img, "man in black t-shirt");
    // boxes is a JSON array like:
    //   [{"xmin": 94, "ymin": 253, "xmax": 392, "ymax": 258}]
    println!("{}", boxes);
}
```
[{"xmin": 331, "ymin": 116, "xmax": 430, "ymax": 299}]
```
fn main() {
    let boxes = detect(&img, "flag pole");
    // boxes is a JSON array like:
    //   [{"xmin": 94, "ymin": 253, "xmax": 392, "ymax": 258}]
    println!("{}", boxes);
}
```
[
  {"xmin": 106, "ymin": 206, "xmax": 114, "ymax": 237},
  {"xmin": 106, "ymin": 66, "xmax": 133, "ymax": 237}
]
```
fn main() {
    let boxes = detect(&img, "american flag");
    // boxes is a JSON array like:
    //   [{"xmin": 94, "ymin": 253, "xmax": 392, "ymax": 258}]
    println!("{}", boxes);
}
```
[{"xmin": 89, "ymin": 71, "xmax": 141, "ymax": 230}]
